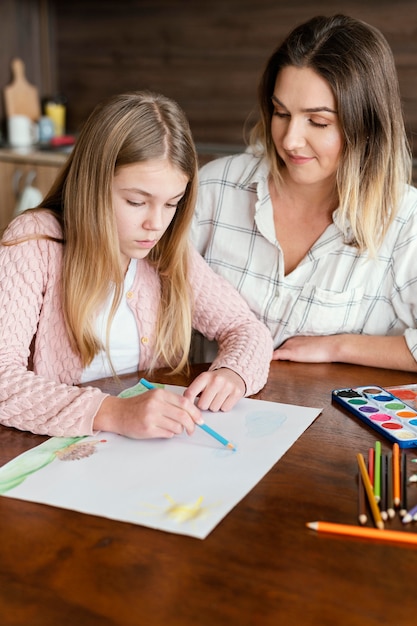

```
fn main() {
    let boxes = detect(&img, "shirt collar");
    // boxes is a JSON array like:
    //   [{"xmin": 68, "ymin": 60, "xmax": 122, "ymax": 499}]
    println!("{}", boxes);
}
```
[{"xmin": 234, "ymin": 152, "xmax": 270, "ymax": 190}]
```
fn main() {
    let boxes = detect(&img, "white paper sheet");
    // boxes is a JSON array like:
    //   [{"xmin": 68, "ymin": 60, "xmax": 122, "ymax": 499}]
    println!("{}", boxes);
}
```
[{"xmin": 0, "ymin": 385, "xmax": 321, "ymax": 539}]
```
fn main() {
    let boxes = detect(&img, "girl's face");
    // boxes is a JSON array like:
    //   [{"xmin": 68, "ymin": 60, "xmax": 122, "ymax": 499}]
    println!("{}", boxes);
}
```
[
  {"xmin": 112, "ymin": 159, "xmax": 188, "ymax": 271},
  {"xmin": 271, "ymin": 65, "xmax": 343, "ymax": 188}
]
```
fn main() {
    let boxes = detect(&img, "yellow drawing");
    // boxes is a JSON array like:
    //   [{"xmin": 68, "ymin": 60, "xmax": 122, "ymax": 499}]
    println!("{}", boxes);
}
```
[
  {"xmin": 135, "ymin": 493, "xmax": 217, "ymax": 525},
  {"xmin": 164, "ymin": 494, "xmax": 209, "ymax": 523}
]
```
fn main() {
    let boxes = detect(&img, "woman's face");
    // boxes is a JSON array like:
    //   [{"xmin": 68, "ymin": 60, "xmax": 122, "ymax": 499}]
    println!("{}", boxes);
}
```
[
  {"xmin": 270, "ymin": 65, "xmax": 343, "ymax": 189},
  {"xmin": 112, "ymin": 159, "xmax": 188, "ymax": 271}
]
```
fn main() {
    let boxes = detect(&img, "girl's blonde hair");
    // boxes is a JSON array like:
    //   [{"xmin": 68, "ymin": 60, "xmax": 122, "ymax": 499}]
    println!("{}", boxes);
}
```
[
  {"xmin": 41, "ymin": 90, "xmax": 198, "ymax": 373},
  {"xmin": 249, "ymin": 14, "xmax": 412, "ymax": 256}
]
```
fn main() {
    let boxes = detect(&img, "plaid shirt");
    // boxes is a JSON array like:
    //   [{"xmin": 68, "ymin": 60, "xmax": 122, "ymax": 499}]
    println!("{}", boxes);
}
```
[{"xmin": 190, "ymin": 152, "xmax": 417, "ymax": 360}]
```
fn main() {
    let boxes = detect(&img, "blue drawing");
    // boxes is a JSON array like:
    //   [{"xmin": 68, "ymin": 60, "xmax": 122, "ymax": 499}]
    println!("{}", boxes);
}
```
[{"xmin": 245, "ymin": 411, "xmax": 287, "ymax": 437}]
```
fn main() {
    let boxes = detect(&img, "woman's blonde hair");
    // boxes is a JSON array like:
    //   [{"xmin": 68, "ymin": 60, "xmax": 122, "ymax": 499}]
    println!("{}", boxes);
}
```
[
  {"xmin": 249, "ymin": 14, "xmax": 412, "ymax": 255},
  {"xmin": 41, "ymin": 90, "xmax": 198, "ymax": 373}
]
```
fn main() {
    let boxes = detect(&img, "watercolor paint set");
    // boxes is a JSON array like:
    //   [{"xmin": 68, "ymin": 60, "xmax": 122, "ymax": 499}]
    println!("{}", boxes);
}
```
[{"xmin": 332, "ymin": 385, "xmax": 417, "ymax": 448}]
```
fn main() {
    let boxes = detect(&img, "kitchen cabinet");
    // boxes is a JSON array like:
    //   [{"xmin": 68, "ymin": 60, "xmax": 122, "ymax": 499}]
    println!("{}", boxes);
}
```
[{"xmin": 0, "ymin": 148, "xmax": 67, "ymax": 234}]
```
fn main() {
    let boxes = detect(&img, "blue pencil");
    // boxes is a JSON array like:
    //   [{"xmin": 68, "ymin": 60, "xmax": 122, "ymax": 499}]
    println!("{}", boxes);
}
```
[
  {"xmin": 197, "ymin": 422, "xmax": 235, "ymax": 450},
  {"xmin": 139, "ymin": 378, "xmax": 236, "ymax": 450},
  {"xmin": 139, "ymin": 378, "xmax": 160, "ymax": 391}
]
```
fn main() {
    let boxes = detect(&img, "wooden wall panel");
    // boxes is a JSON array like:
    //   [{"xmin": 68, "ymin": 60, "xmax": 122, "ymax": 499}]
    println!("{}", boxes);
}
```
[{"xmin": 36, "ymin": 1, "xmax": 417, "ymax": 155}]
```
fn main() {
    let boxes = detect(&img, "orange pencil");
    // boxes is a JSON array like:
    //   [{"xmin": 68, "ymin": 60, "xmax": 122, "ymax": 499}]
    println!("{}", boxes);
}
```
[
  {"xmin": 357, "ymin": 453, "xmax": 384, "ymax": 529},
  {"xmin": 393, "ymin": 443, "xmax": 401, "ymax": 507},
  {"xmin": 307, "ymin": 521, "xmax": 417, "ymax": 547}
]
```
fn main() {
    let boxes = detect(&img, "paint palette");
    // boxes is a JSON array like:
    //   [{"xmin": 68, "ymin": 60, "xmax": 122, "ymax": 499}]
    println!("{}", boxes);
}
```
[{"xmin": 332, "ymin": 385, "xmax": 417, "ymax": 448}]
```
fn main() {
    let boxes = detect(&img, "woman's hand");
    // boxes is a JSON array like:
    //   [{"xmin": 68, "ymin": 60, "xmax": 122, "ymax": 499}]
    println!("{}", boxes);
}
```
[
  {"xmin": 273, "ymin": 334, "xmax": 417, "ymax": 372},
  {"xmin": 273, "ymin": 335, "xmax": 335, "ymax": 363},
  {"xmin": 94, "ymin": 387, "xmax": 203, "ymax": 439},
  {"xmin": 184, "ymin": 367, "xmax": 246, "ymax": 412}
]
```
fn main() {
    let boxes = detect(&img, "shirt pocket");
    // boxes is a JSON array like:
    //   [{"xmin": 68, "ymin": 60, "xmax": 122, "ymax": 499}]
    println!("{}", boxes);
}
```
[{"xmin": 294, "ymin": 283, "xmax": 365, "ymax": 335}]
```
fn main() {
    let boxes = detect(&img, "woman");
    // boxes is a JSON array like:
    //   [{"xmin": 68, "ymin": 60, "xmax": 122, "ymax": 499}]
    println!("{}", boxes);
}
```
[
  {"xmin": 0, "ymin": 91, "xmax": 272, "ymax": 438},
  {"xmin": 191, "ymin": 14, "xmax": 417, "ymax": 371}
]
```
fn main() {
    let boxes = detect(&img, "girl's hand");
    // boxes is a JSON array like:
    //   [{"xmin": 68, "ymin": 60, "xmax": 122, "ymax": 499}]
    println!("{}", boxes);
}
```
[
  {"xmin": 95, "ymin": 388, "xmax": 203, "ymax": 439},
  {"xmin": 184, "ymin": 367, "xmax": 246, "ymax": 412}
]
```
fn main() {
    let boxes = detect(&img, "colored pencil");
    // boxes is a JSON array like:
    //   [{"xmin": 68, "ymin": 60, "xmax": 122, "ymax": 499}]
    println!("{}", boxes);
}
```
[
  {"xmin": 196, "ymin": 422, "xmax": 236, "ymax": 450},
  {"xmin": 386, "ymin": 452, "xmax": 395, "ymax": 519},
  {"xmin": 368, "ymin": 447, "xmax": 375, "ymax": 487},
  {"xmin": 373, "ymin": 441, "xmax": 381, "ymax": 503},
  {"xmin": 307, "ymin": 521, "xmax": 417, "ymax": 546},
  {"xmin": 401, "ymin": 503, "xmax": 417, "ymax": 524},
  {"xmin": 139, "ymin": 378, "xmax": 161, "ymax": 391},
  {"xmin": 393, "ymin": 443, "xmax": 401, "ymax": 507},
  {"xmin": 379, "ymin": 453, "xmax": 388, "ymax": 521},
  {"xmin": 357, "ymin": 453, "xmax": 384, "ymax": 529},
  {"xmin": 400, "ymin": 451, "xmax": 408, "ymax": 517},
  {"xmin": 358, "ymin": 470, "xmax": 367, "ymax": 525},
  {"xmin": 139, "ymin": 378, "xmax": 236, "ymax": 450}
]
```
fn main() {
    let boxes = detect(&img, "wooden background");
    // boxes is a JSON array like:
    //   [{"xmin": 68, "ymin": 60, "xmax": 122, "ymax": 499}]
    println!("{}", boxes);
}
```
[{"xmin": 1, "ymin": 0, "xmax": 417, "ymax": 156}]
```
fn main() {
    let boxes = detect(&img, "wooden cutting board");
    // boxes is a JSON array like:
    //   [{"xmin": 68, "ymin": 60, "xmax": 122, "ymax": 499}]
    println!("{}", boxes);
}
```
[{"xmin": 3, "ymin": 58, "xmax": 41, "ymax": 121}]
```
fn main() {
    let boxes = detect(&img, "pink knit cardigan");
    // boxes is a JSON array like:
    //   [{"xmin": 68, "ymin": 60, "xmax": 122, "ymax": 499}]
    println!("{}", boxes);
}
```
[{"xmin": 0, "ymin": 212, "xmax": 272, "ymax": 437}]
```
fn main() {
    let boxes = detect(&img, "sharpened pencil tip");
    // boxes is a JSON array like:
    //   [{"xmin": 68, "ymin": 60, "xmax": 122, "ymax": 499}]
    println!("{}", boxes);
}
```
[{"xmin": 227, "ymin": 443, "xmax": 236, "ymax": 451}]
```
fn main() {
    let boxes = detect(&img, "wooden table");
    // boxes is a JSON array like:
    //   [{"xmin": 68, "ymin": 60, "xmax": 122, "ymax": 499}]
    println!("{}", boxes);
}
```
[{"xmin": 1, "ymin": 361, "xmax": 417, "ymax": 626}]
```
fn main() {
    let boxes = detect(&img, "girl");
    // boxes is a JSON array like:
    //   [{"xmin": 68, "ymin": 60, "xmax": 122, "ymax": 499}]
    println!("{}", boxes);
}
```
[{"xmin": 0, "ymin": 91, "xmax": 272, "ymax": 438}]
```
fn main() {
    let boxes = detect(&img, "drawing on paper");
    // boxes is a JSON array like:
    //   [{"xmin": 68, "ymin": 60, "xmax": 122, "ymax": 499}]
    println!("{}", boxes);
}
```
[
  {"xmin": 135, "ymin": 494, "xmax": 218, "ymax": 525},
  {"xmin": 0, "ymin": 384, "xmax": 322, "ymax": 539},
  {"xmin": 245, "ymin": 410, "xmax": 287, "ymax": 437},
  {"xmin": 164, "ymin": 494, "xmax": 210, "ymax": 522},
  {"xmin": 0, "ymin": 436, "xmax": 106, "ymax": 494},
  {"xmin": 55, "ymin": 439, "xmax": 107, "ymax": 461}
]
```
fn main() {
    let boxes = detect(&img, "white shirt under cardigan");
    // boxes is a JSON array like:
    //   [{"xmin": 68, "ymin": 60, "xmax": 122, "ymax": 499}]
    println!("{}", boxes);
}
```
[
  {"xmin": 81, "ymin": 259, "xmax": 140, "ymax": 383},
  {"xmin": 190, "ymin": 151, "xmax": 417, "ymax": 362}
]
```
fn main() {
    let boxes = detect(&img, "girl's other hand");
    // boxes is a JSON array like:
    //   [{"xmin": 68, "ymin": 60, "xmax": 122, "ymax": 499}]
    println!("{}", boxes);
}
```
[{"xmin": 184, "ymin": 367, "xmax": 246, "ymax": 412}]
